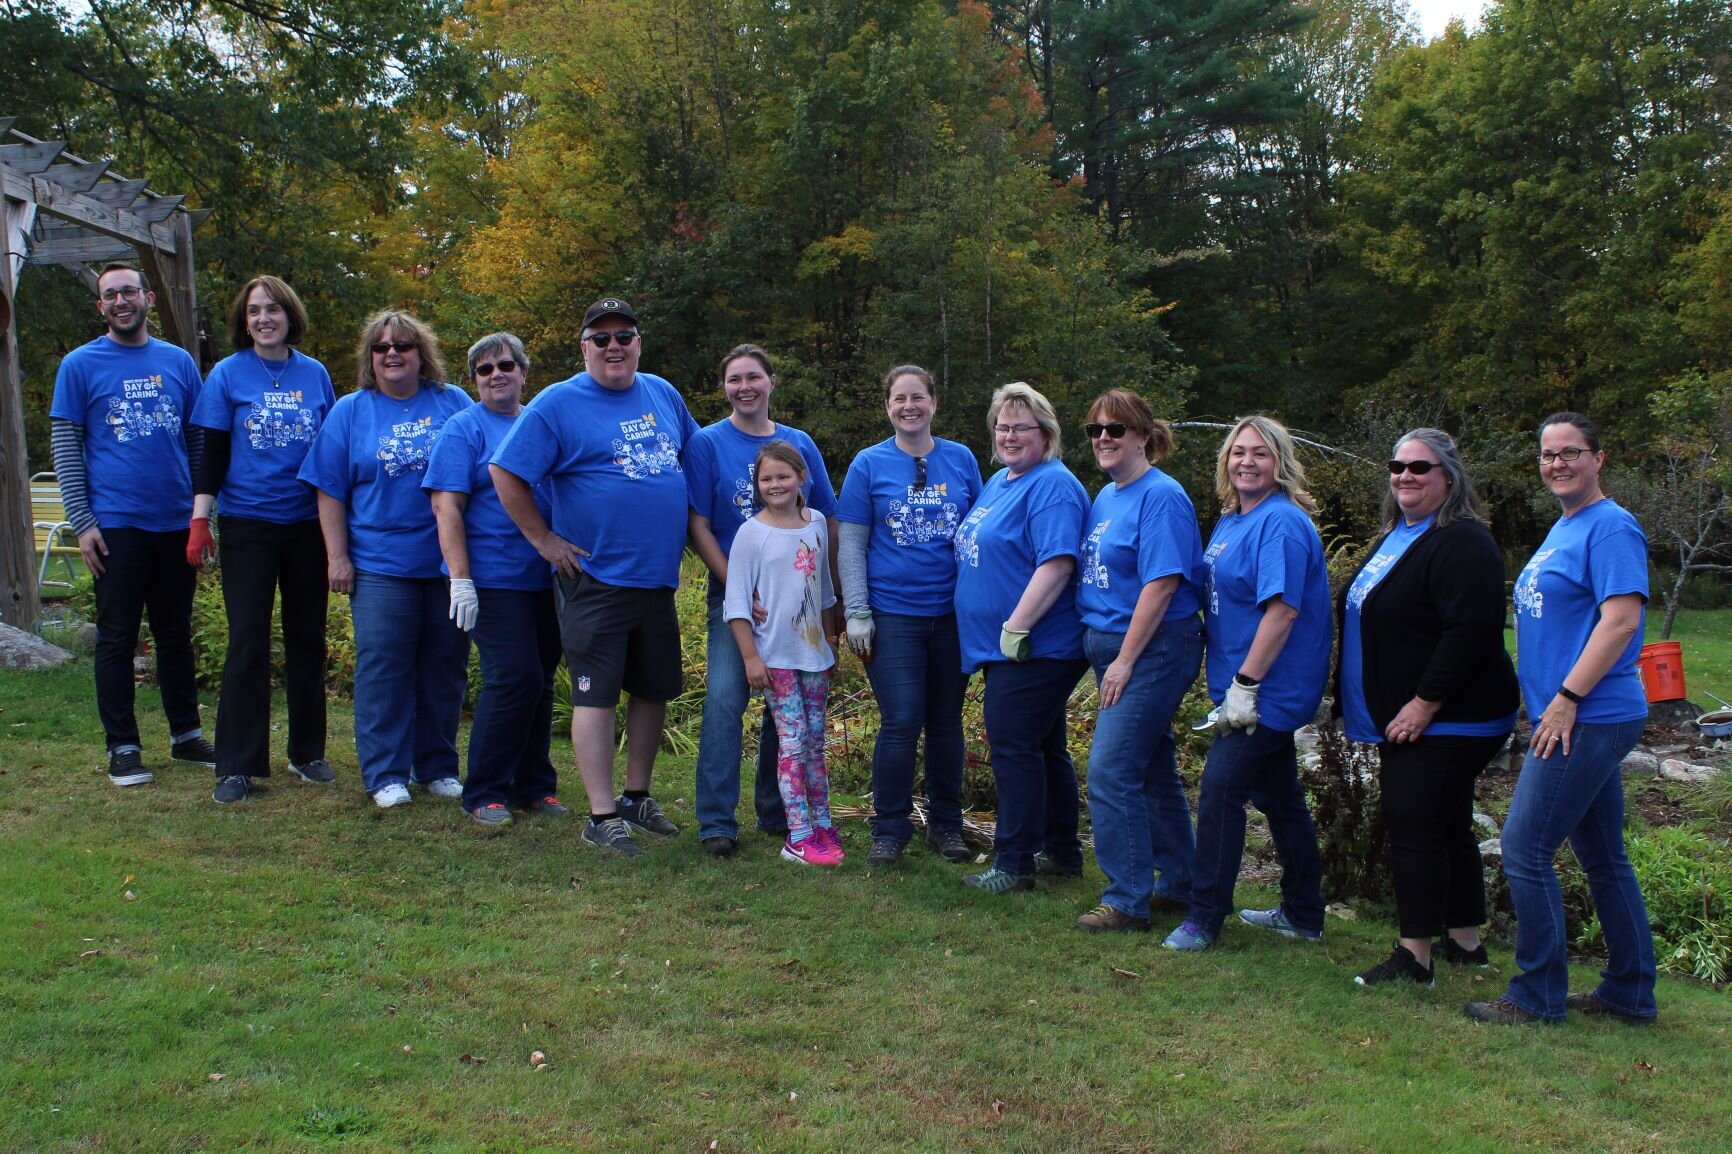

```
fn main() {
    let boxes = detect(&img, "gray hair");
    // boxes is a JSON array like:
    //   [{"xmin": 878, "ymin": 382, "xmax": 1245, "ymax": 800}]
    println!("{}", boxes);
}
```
[
  {"xmin": 987, "ymin": 381, "xmax": 1062, "ymax": 464},
  {"xmin": 1380, "ymin": 427, "xmax": 1488, "ymax": 532},
  {"xmin": 466, "ymin": 332, "xmax": 530, "ymax": 379}
]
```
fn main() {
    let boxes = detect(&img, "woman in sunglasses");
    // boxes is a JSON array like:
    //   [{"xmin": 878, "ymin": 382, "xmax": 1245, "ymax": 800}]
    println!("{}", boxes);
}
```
[
  {"xmin": 1334, "ymin": 428, "xmax": 1517, "ymax": 988},
  {"xmin": 1467, "ymin": 413, "xmax": 1656, "ymax": 1025},
  {"xmin": 1072, "ymin": 389, "xmax": 1206, "ymax": 933},
  {"xmin": 299, "ymin": 310, "xmax": 473, "ymax": 809},
  {"xmin": 423, "ymin": 334, "xmax": 567, "ymax": 828},
  {"xmin": 836, "ymin": 364, "xmax": 983, "ymax": 866},
  {"xmin": 189, "ymin": 276, "xmax": 338, "ymax": 805}
]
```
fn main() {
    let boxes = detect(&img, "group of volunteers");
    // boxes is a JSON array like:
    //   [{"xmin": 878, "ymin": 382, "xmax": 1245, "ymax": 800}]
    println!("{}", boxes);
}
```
[{"xmin": 49, "ymin": 262, "xmax": 1659, "ymax": 1025}]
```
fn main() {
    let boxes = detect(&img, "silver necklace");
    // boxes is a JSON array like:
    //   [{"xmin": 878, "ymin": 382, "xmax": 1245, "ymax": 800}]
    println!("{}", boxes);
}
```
[{"xmin": 254, "ymin": 348, "xmax": 290, "ymax": 389}]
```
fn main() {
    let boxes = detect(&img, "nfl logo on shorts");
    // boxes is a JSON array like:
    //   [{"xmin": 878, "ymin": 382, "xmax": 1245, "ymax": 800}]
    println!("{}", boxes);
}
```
[{"xmin": 577, "ymin": 676, "xmax": 591, "ymax": 693}]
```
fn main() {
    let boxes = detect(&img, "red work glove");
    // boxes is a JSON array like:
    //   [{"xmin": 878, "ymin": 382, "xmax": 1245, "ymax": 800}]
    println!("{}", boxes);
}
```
[{"xmin": 187, "ymin": 515, "xmax": 214, "ymax": 568}]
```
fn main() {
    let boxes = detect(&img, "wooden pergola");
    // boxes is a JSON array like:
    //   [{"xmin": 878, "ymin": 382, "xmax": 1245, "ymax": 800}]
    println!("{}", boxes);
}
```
[{"xmin": 1, "ymin": 118, "xmax": 209, "ymax": 630}]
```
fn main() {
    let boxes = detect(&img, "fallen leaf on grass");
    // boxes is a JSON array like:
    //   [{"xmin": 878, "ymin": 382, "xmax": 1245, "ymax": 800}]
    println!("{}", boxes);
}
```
[
  {"xmin": 1359, "ymin": 1038, "xmax": 1373, "ymax": 1048},
  {"xmin": 570, "ymin": 877, "xmax": 582, "ymax": 890},
  {"xmin": 123, "ymin": 890, "xmax": 136, "ymax": 902},
  {"xmin": 788, "ymin": 1091, "xmax": 798, "ymax": 1102},
  {"xmin": 78, "ymin": 950, "xmax": 102, "ymax": 959},
  {"xmin": 384, "ymin": 1004, "xmax": 398, "ymax": 1014},
  {"xmin": 529, "ymin": 1050, "xmax": 547, "ymax": 1067},
  {"xmin": 1325, "ymin": 903, "xmax": 1357, "ymax": 921},
  {"xmin": 459, "ymin": 1054, "xmax": 487, "ymax": 1066},
  {"xmin": 697, "ymin": 1091, "xmax": 716, "ymax": 1101},
  {"xmin": 776, "ymin": 958, "xmax": 801, "ymax": 969},
  {"xmin": 207, "ymin": 1073, "xmax": 224, "ymax": 1082},
  {"xmin": 743, "ymin": 883, "xmax": 765, "ymax": 892},
  {"xmin": 1634, "ymin": 1061, "xmax": 1655, "ymax": 1074},
  {"xmin": 124, "ymin": 874, "xmax": 134, "ymax": 884},
  {"xmin": 1109, "ymin": 966, "xmax": 1142, "ymax": 980},
  {"xmin": 991, "ymin": 1100, "xmax": 1005, "ymax": 1118},
  {"xmin": 402, "ymin": 1045, "xmax": 413, "ymax": 1054}
]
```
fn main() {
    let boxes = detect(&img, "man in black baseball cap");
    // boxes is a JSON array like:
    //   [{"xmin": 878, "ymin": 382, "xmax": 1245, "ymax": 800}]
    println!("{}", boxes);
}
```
[{"xmin": 490, "ymin": 296, "xmax": 699, "ymax": 857}]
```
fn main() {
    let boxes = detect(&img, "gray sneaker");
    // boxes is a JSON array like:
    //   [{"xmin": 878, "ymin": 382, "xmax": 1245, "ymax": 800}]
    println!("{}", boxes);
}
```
[
  {"xmin": 289, "ymin": 758, "xmax": 336, "ymax": 784},
  {"xmin": 616, "ymin": 794, "xmax": 680, "ymax": 836},
  {"xmin": 924, "ymin": 827, "xmax": 971, "ymax": 863},
  {"xmin": 212, "ymin": 774, "xmax": 250, "ymax": 804},
  {"xmin": 867, "ymin": 837, "xmax": 906, "ymax": 866},
  {"xmin": 583, "ymin": 817, "xmax": 646, "ymax": 857}
]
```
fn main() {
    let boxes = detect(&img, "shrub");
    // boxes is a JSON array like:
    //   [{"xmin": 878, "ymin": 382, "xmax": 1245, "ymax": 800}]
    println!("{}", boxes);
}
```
[
  {"xmin": 1301, "ymin": 726, "xmax": 1392, "ymax": 906},
  {"xmin": 1578, "ymin": 825, "xmax": 1732, "ymax": 984}
]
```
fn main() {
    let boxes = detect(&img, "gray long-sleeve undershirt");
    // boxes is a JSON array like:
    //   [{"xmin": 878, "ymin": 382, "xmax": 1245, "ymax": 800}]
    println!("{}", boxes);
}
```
[{"xmin": 838, "ymin": 519, "xmax": 872, "ymax": 616}]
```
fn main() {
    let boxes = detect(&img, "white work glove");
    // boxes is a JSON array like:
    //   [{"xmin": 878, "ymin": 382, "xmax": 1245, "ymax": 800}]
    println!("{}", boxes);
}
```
[
  {"xmin": 999, "ymin": 625, "xmax": 1032, "ymax": 663},
  {"xmin": 1220, "ymin": 674, "xmax": 1260, "ymax": 734},
  {"xmin": 846, "ymin": 611, "xmax": 875, "ymax": 657},
  {"xmin": 448, "ymin": 577, "xmax": 479, "ymax": 632}
]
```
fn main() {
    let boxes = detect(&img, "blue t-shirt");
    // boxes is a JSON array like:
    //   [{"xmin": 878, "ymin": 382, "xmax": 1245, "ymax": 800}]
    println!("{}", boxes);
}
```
[
  {"xmin": 1076, "ymin": 466, "xmax": 1205, "ymax": 633},
  {"xmin": 952, "ymin": 459, "xmax": 1089, "ymax": 673},
  {"xmin": 1201, "ymin": 492, "xmax": 1332, "ymax": 732},
  {"xmin": 490, "ymin": 371, "xmax": 700, "ymax": 590},
  {"xmin": 685, "ymin": 420, "xmax": 838, "ymax": 561},
  {"xmin": 836, "ymin": 438, "xmax": 983, "ymax": 616},
  {"xmin": 423, "ymin": 405, "xmax": 553, "ymax": 592},
  {"xmin": 1513, "ymin": 499, "xmax": 1649, "ymax": 724},
  {"xmin": 190, "ymin": 349, "xmax": 335, "ymax": 524},
  {"xmin": 296, "ymin": 383, "xmax": 472, "ymax": 579},
  {"xmin": 49, "ymin": 336, "xmax": 202, "ymax": 532}
]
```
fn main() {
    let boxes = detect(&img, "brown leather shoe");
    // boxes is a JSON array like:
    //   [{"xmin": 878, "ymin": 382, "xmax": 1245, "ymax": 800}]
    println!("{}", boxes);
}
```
[
  {"xmin": 1465, "ymin": 997, "xmax": 1544, "ymax": 1025},
  {"xmin": 1076, "ymin": 904, "xmax": 1151, "ymax": 933},
  {"xmin": 1565, "ymin": 991, "xmax": 1654, "ymax": 1024}
]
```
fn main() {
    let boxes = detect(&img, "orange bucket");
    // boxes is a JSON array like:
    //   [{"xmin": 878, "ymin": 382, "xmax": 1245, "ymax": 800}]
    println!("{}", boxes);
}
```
[{"xmin": 1636, "ymin": 641, "xmax": 1686, "ymax": 703}]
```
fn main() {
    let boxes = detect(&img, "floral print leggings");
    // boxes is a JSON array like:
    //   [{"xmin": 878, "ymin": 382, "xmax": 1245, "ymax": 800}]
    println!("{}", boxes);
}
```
[{"xmin": 764, "ymin": 668, "xmax": 832, "ymax": 842}]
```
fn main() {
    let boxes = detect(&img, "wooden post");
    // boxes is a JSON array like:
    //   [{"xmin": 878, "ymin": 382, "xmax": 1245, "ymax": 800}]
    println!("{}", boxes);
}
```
[{"xmin": 1, "ymin": 193, "xmax": 41, "ymax": 629}]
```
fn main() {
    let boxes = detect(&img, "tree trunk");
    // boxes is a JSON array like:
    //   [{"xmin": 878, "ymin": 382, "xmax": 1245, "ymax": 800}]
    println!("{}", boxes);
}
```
[{"xmin": 1, "ymin": 196, "xmax": 42, "ymax": 630}]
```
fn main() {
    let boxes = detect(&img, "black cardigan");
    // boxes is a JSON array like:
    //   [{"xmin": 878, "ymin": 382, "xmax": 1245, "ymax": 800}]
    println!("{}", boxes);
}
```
[{"xmin": 1333, "ymin": 518, "xmax": 1519, "ymax": 733}]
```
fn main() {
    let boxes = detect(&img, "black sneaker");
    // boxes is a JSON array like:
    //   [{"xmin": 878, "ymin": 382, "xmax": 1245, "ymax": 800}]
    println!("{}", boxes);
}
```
[
  {"xmin": 1354, "ymin": 943, "xmax": 1435, "ymax": 987},
  {"xmin": 616, "ymin": 794, "xmax": 680, "ymax": 836},
  {"xmin": 1434, "ymin": 936, "xmax": 1490, "ymax": 967},
  {"xmin": 702, "ymin": 836, "xmax": 738, "ymax": 857},
  {"xmin": 213, "ymin": 775, "xmax": 251, "ymax": 804},
  {"xmin": 171, "ymin": 736, "xmax": 218, "ymax": 768},
  {"xmin": 924, "ymin": 827, "xmax": 971, "ymax": 863},
  {"xmin": 583, "ymin": 816, "xmax": 646, "ymax": 858},
  {"xmin": 867, "ymin": 837, "xmax": 906, "ymax": 866},
  {"xmin": 107, "ymin": 749, "xmax": 154, "ymax": 787},
  {"xmin": 1033, "ymin": 851, "xmax": 1082, "ymax": 879},
  {"xmin": 289, "ymin": 758, "xmax": 336, "ymax": 784}
]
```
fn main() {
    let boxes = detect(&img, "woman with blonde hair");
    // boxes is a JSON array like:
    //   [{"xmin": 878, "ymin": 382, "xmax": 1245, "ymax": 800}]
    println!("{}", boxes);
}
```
[{"xmin": 1164, "ymin": 415, "xmax": 1330, "ymax": 951}]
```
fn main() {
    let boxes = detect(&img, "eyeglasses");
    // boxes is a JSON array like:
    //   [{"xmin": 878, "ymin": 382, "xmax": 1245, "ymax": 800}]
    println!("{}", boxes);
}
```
[
  {"xmin": 584, "ymin": 331, "xmax": 638, "ymax": 348},
  {"xmin": 100, "ymin": 286, "xmax": 144, "ymax": 302},
  {"xmin": 473, "ymin": 359, "xmax": 519, "ymax": 378},
  {"xmin": 1387, "ymin": 459, "xmax": 1440, "ymax": 476},
  {"xmin": 371, "ymin": 341, "xmax": 417, "ymax": 355},
  {"xmin": 1538, "ymin": 447, "xmax": 1588, "ymax": 465},
  {"xmin": 913, "ymin": 456, "xmax": 927, "ymax": 491},
  {"xmin": 994, "ymin": 423, "xmax": 1040, "ymax": 436},
  {"xmin": 1085, "ymin": 422, "xmax": 1129, "ymax": 440}
]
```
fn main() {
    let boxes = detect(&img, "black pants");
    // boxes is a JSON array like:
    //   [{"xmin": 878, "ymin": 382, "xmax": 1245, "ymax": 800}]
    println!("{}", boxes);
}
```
[
  {"xmin": 214, "ymin": 516, "xmax": 329, "ymax": 778},
  {"xmin": 93, "ymin": 526, "xmax": 201, "ymax": 750},
  {"xmin": 1379, "ymin": 733, "xmax": 1511, "ymax": 939}
]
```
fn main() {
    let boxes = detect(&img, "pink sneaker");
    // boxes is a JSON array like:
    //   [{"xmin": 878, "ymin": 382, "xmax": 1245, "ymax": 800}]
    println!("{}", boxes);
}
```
[
  {"xmin": 781, "ymin": 833, "xmax": 841, "ymax": 868},
  {"xmin": 816, "ymin": 826, "xmax": 845, "ymax": 859}
]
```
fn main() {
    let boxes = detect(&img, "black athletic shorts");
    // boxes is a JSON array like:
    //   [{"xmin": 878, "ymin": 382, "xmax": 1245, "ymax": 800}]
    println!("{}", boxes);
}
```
[{"xmin": 554, "ymin": 570, "xmax": 682, "ymax": 706}]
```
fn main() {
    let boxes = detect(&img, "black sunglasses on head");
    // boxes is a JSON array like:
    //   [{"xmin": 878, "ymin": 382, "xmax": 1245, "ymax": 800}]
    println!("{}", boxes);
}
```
[
  {"xmin": 584, "ymin": 331, "xmax": 638, "ymax": 348},
  {"xmin": 1085, "ymin": 422, "xmax": 1130, "ymax": 440},
  {"xmin": 1388, "ymin": 459, "xmax": 1440, "ymax": 476}
]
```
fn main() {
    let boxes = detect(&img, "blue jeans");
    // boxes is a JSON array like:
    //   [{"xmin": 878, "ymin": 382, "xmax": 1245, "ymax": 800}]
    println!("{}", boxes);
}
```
[
  {"xmin": 1501, "ymin": 718, "xmax": 1656, "ymax": 1021},
  {"xmin": 1191, "ymin": 725, "xmax": 1325, "ymax": 938},
  {"xmin": 463, "ymin": 587, "xmax": 560, "ymax": 810},
  {"xmin": 1084, "ymin": 616, "xmax": 1203, "ymax": 918},
  {"xmin": 350, "ymin": 572, "xmax": 470, "ymax": 794},
  {"xmin": 981, "ymin": 657, "xmax": 1089, "ymax": 877},
  {"xmin": 865, "ymin": 612, "xmax": 968, "ymax": 842},
  {"xmin": 695, "ymin": 592, "xmax": 785, "ymax": 840}
]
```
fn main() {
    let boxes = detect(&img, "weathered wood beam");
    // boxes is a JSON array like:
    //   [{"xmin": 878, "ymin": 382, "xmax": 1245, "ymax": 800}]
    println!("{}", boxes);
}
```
[
  {"xmin": 132, "ymin": 193, "xmax": 185, "ymax": 224},
  {"xmin": 0, "ymin": 196, "xmax": 40, "ymax": 629},
  {"xmin": 0, "ymin": 118, "xmax": 17, "ymax": 136},
  {"xmin": 85, "ymin": 177, "xmax": 149, "ymax": 206},
  {"xmin": 25, "ymin": 235, "xmax": 137, "ymax": 265},
  {"xmin": 1, "ymin": 168, "xmax": 178, "ymax": 253},
  {"xmin": 0, "ymin": 141, "xmax": 66, "ymax": 172},
  {"xmin": 185, "ymin": 207, "xmax": 213, "ymax": 231},
  {"xmin": 44, "ymin": 158, "xmax": 112, "ymax": 194}
]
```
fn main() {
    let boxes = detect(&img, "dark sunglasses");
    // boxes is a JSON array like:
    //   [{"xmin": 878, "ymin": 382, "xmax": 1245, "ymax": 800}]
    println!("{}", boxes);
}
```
[
  {"xmin": 913, "ymin": 455, "xmax": 927, "ymax": 491},
  {"xmin": 371, "ymin": 341, "xmax": 417, "ymax": 355},
  {"xmin": 1085, "ymin": 422, "xmax": 1130, "ymax": 440},
  {"xmin": 1388, "ymin": 459, "xmax": 1440, "ymax": 476},
  {"xmin": 584, "ymin": 331, "xmax": 638, "ymax": 348},
  {"xmin": 474, "ymin": 358, "xmax": 519, "ymax": 378}
]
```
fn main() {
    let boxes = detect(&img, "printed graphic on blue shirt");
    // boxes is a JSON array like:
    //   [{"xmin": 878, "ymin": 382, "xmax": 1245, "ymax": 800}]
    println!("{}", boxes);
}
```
[
  {"xmin": 1513, "ymin": 549, "xmax": 1552, "ymax": 619},
  {"xmin": 1079, "ymin": 518, "xmax": 1111, "ymax": 589},
  {"xmin": 106, "ymin": 376, "xmax": 184, "ymax": 443},
  {"xmin": 953, "ymin": 504, "xmax": 989, "ymax": 569},
  {"xmin": 890, "ymin": 481, "xmax": 964, "ymax": 545},
  {"xmin": 377, "ymin": 416, "xmax": 441, "ymax": 477},
  {"xmin": 246, "ymin": 390, "xmax": 320, "ymax": 449},
  {"xmin": 612, "ymin": 412, "xmax": 682, "ymax": 479}
]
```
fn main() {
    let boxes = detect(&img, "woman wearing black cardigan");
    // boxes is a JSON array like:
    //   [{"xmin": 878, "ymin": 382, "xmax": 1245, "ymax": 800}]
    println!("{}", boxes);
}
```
[{"xmin": 1336, "ymin": 428, "xmax": 1519, "ymax": 987}]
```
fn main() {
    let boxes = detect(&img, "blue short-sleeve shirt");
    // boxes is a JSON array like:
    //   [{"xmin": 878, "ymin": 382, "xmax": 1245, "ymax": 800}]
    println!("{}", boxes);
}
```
[
  {"xmin": 1076, "ymin": 465, "xmax": 1205, "ymax": 633},
  {"xmin": 191, "ymin": 349, "xmax": 335, "ymax": 523},
  {"xmin": 685, "ymin": 419, "xmax": 838, "ymax": 559},
  {"xmin": 423, "ymin": 404, "xmax": 553, "ymax": 592},
  {"xmin": 836, "ymin": 437, "xmax": 983, "ymax": 616}
]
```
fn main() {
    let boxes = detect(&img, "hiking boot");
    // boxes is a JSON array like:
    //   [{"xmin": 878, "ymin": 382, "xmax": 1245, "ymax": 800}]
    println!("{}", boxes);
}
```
[
  {"xmin": 1434, "ymin": 937, "xmax": 1490, "ymax": 967},
  {"xmin": 107, "ymin": 749, "xmax": 154, "ymax": 787},
  {"xmin": 781, "ymin": 833, "xmax": 840, "ymax": 867},
  {"xmin": 616, "ymin": 794, "xmax": 680, "ymax": 836},
  {"xmin": 962, "ymin": 867, "xmax": 1035, "ymax": 894},
  {"xmin": 702, "ymin": 836, "xmax": 738, "ymax": 858},
  {"xmin": 1465, "ymin": 997, "xmax": 1543, "ymax": 1025},
  {"xmin": 171, "ymin": 736, "xmax": 218, "ymax": 768},
  {"xmin": 212, "ymin": 774, "xmax": 250, "ymax": 804},
  {"xmin": 1354, "ymin": 943, "xmax": 1435, "ymax": 988},
  {"xmin": 925, "ymin": 826, "xmax": 971, "ymax": 863},
  {"xmin": 1162, "ymin": 920, "xmax": 1213, "ymax": 952},
  {"xmin": 526, "ymin": 795, "xmax": 571, "ymax": 817},
  {"xmin": 1033, "ymin": 852, "xmax": 1082, "ymax": 879},
  {"xmin": 372, "ymin": 783, "xmax": 412, "ymax": 809},
  {"xmin": 867, "ymin": 837, "xmax": 906, "ymax": 866},
  {"xmin": 583, "ymin": 816, "xmax": 645, "ymax": 857},
  {"xmin": 1076, "ymin": 904, "xmax": 1150, "ymax": 934},
  {"xmin": 1239, "ymin": 905, "xmax": 1323, "ymax": 941},
  {"xmin": 289, "ymin": 758, "xmax": 336, "ymax": 784},
  {"xmin": 1564, "ymin": 991, "xmax": 1654, "ymax": 1024},
  {"xmin": 420, "ymin": 777, "xmax": 463, "ymax": 799}
]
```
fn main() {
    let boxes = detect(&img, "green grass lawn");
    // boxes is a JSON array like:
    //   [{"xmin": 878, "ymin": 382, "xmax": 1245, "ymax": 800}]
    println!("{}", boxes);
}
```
[
  {"xmin": 3, "ymin": 661, "xmax": 1729, "ymax": 1153},
  {"xmin": 1649, "ymin": 608, "xmax": 1732, "ymax": 710}
]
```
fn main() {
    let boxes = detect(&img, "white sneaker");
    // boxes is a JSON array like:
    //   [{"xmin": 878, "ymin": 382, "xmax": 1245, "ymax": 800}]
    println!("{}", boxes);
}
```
[
  {"xmin": 373, "ymin": 783, "xmax": 412, "ymax": 808},
  {"xmin": 421, "ymin": 777, "xmax": 463, "ymax": 799}
]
